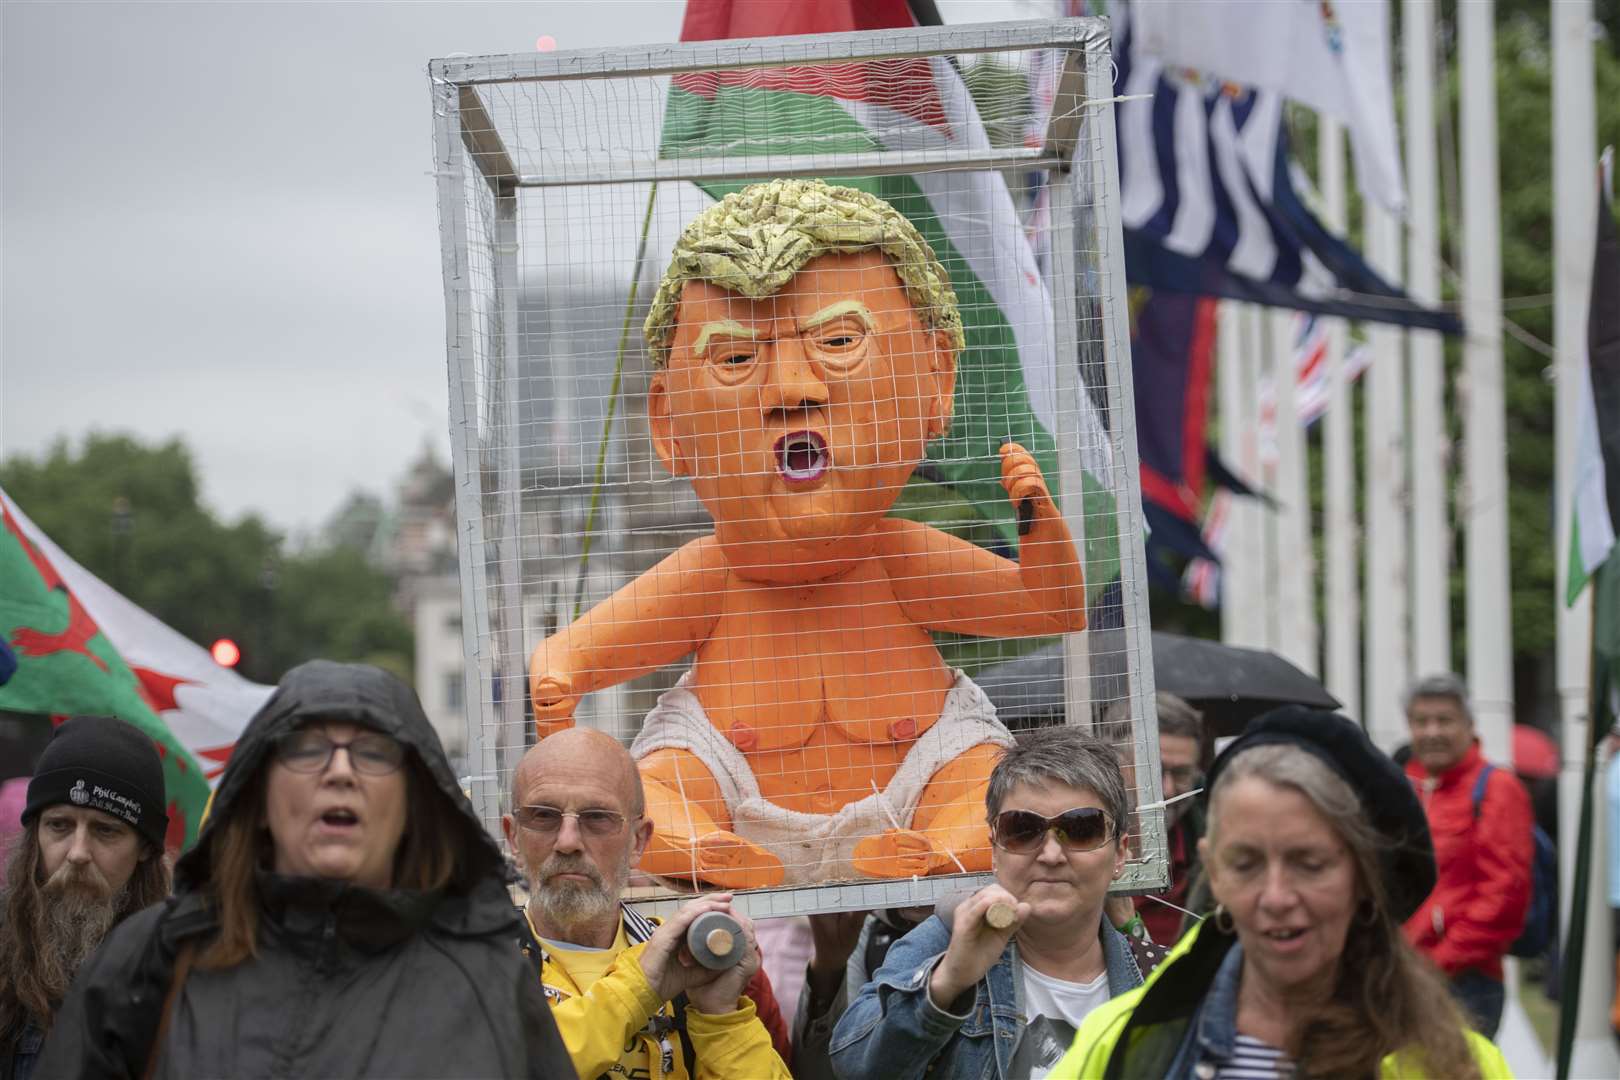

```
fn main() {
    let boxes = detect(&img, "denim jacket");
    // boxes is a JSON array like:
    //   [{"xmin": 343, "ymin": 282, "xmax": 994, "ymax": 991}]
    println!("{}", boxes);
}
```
[
  {"xmin": 1160, "ymin": 940, "xmax": 1246, "ymax": 1078},
  {"xmin": 828, "ymin": 914, "xmax": 1144, "ymax": 1080},
  {"xmin": 1, "ymin": 1019, "xmax": 43, "ymax": 1080}
]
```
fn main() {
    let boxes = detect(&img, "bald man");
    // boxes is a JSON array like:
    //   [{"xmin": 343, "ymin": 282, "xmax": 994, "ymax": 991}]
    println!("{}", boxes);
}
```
[{"xmin": 503, "ymin": 729, "xmax": 790, "ymax": 1080}]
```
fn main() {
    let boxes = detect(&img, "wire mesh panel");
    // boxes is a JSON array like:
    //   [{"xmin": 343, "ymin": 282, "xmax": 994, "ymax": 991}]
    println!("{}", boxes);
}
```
[{"xmin": 431, "ymin": 17, "xmax": 1164, "ymax": 918}]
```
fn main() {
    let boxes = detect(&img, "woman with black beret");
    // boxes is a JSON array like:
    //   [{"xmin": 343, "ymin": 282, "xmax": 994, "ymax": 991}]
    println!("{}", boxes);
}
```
[{"xmin": 1051, "ymin": 707, "xmax": 1511, "ymax": 1079}]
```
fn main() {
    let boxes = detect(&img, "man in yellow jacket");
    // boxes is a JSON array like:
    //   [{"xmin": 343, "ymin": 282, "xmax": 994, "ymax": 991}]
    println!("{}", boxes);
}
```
[{"xmin": 504, "ymin": 728, "xmax": 790, "ymax": 1080}]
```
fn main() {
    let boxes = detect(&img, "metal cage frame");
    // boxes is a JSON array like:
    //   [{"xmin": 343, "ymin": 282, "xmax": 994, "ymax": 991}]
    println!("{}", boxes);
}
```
[{"xmin": 430, "ymin": 16, "xmax": 1165, "ymax": 918}]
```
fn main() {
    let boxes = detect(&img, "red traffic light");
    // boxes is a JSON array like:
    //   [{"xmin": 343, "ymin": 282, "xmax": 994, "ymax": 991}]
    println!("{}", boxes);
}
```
[{"xmin": 210, "ymin": 638, "xmax": 241, "ymax": 668}]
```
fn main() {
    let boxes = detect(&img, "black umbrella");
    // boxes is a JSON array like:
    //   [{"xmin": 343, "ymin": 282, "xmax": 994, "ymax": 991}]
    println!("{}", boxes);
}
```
[
  {"xmin": 974, "ymin": 632, "xmax": 1339, "ymax": 737},
  {"xmin": 1147, "ymin": 632, "xmax": 1339, "ymax": 735}
]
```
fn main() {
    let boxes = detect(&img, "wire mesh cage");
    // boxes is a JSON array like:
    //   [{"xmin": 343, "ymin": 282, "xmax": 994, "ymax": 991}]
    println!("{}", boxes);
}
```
[{"xmin": 430, "ymin": 17, "xmax": 1164, "ymax": 917}]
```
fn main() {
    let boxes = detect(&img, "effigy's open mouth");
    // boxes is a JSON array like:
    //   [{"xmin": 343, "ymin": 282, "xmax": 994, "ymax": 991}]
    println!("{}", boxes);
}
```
[{"xmin": 775, "ymin": 431, "xmax": 829, "ymax": 484}]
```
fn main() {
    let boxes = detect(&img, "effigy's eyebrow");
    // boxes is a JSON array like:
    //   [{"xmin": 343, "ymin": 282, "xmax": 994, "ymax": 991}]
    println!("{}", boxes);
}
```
[
  {"xmin": 692, "ymin": 319, "xmax": 761, "ymax": 357},
  {"xmin": 800, "ymin": 301, "xmax": 875, "ymax": 334}
]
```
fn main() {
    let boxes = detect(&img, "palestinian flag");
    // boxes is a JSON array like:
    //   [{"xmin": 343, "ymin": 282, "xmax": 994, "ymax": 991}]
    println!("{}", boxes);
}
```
[
  {"xmin": 0, "ymin": 489, "xmax": 269, "ymax": 849},
  {"xmin": 664, "ymin": 0, "xmax": 1120, "ymax": 600},
  {"xmin": 1565, "ymin": 155, "xmax": 1620, "ymax": 606}
]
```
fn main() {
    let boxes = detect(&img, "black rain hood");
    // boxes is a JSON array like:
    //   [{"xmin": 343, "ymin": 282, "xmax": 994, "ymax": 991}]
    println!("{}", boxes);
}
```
[
  {"xmin": 33, "ymin": 660, "xmax": 576, "ymax": 1079},
  {"xmin": 176, "ymin": 659, "xmax": 501, "ymax": 893}
]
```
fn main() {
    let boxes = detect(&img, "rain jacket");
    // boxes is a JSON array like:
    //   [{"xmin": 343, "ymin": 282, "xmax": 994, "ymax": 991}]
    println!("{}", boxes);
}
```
[
  {"xmin": 1049, "ymin": 921, "xmax": 1513, "ymax": 1079},
  {"xmin": 1403, "ymin": 741, "xmax": 1534, "ymax": 982},
  {"xmin": 520, "ymin": 904, "xmax": 790, "ymax": 1080},
  {"xmin": 36, "ymin": 660, "xmax": 574, "ymax": 1080}
]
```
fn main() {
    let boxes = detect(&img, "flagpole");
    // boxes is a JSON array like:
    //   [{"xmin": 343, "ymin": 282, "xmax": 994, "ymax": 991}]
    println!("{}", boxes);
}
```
[
  {"xmin": 1364, "ymin": 201, "xmax": 1410, "ymax": 752},
  {"xmin": 1319, "ymin": 118, "xmax": 1361, "ymax": 723},
  {"xmin": 1459, "ymin": 0, "xmax": 1515, "ymax": 764},
  {"xmin": 1404, "ymin": 0, "xmax": 1450, "ymax": 676},
  {"xmin": 1271, "ymin": 308, "xmax": 1317, "ymax": 676},
  {"xmin": 1551, "ymin": 0, "xmax": 1619, "ymax": 1072},
  {"xmin": 1238, "ymin": 304, "xmax": 1267, "ymax": 650},
  {"xmin": 1217, "ymin": 301, "xmax": 1254, "ymax": 647},
  {"xmin": 1247, "ymin": 304, "xmax": 1278, "ymax": 652}
]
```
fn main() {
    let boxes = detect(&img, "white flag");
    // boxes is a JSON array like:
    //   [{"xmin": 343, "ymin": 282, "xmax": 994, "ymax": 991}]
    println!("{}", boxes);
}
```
[
  {"xmin": 1129, "ymin": 0, "xmax": 1405, "ymax": 213},
  {"xmin": 2, "ymin": 488, "xmax": 271, "ymax": 781}
]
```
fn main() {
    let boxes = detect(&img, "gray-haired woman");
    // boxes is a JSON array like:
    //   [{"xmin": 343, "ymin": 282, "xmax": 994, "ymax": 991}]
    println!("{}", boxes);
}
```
[
  {"xmin": 829, "ymin": 726, "xmax": 1165, "ymax": 1080},
  {"xmin": 1052, "ymin": 707, "xmax": 1510, "ymax": 1079}
]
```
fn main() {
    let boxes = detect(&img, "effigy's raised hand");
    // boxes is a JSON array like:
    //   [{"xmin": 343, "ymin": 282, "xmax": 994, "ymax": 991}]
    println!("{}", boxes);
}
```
[{"xmin": 999, "ymin": 442, "xmax": 1053, "ymax": 534}]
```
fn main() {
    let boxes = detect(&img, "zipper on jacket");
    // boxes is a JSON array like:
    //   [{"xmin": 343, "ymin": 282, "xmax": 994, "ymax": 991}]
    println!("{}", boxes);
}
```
[{"xmin": 318, "ymin": 913, "xmax": 338, "ymax": 973}]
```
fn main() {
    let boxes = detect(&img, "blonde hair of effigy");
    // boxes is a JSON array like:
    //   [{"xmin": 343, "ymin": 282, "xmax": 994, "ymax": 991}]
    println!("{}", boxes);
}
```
[{"xmin": 643, "ymin": 178, "xmax": 965, "ymax": 367}]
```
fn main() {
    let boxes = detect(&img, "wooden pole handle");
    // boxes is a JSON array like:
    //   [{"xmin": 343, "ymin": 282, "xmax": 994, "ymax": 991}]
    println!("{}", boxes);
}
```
[
  {"xmin": 936, "ymin": 891, "xmax": 1020, "ymax": 931},
  {"xmin": 984, "ymin": 900, "xmax": 1018, "ymax": 931}
]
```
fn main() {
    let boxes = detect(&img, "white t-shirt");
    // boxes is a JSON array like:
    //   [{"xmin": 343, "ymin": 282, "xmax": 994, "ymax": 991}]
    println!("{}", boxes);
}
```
[{"xmin": 1019, "ymin": 964, "xmax": 1110, "ymax": 1080}]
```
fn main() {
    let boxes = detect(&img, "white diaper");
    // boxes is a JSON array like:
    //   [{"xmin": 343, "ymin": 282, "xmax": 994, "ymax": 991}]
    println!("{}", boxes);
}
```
[{"xmin": 630, "ymin": 669, "xmax": 1013, "ymax": 885}]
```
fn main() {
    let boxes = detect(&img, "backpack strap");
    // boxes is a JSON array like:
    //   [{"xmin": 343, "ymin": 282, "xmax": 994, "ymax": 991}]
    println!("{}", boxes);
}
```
[
  {"xmin": 670, "ymin": 993, "xmax": 698, "ymax": 1077},
  {"xmin": 1470, "ymin": 763, "xmax": 1496, "ymax": 820},
  {"xmin": 516, "ymin": 913, "xmax": 546, "ymax": 982}
]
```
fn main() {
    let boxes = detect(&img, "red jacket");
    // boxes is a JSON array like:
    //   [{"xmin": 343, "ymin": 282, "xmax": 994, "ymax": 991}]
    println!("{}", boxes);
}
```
[{"xmin": 1402, "ymin": 741, "xmax": 1534, "ymax": 981}]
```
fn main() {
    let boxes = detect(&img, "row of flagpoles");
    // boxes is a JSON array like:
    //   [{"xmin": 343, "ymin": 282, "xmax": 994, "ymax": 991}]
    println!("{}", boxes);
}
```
[{"xmin": 1126, "ymin": 1, "xmax": 1612, "ymax": 1073}]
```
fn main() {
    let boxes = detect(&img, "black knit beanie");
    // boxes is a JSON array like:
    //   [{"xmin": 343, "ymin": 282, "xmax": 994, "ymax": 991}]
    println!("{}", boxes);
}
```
[{"xmin": 23, "ymin": 715, "xmax": 169, "ymax": 849}]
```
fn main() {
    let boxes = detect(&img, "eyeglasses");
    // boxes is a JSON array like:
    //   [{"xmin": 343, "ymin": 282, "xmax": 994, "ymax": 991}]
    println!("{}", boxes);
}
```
[
  {"xmin": 273, "ymin": 730, "xmax": 406, "ymax": 776},
  {"xmin": 513, "ymin": 805, "xmax": 630, "ymax": 838},
  {"xmin": 990, "ymin": 807, "xmax": 1115, "ymax": 854},
  {"xmin": 1162, "ymin": 765, "xmax": 1201, "ymax": 790}
]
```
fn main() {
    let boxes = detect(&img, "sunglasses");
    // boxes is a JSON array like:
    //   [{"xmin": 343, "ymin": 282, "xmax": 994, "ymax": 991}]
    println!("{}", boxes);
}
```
[
  {"xmin": 273, "ymin": 730, "xmax": 405, "ymax": 776},
  {"xmin": 990, "ymin": 807, "xmax": 1115, "ymax": 854},
  {"xmin": 513, "ymin": 805, "xmax": 630, "ymax": 838}
]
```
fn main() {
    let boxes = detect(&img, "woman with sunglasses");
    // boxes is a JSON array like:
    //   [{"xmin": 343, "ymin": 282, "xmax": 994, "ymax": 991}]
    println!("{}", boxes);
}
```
[
  {"xmin": 1051, "ymin": 708, "xmax": 1510, "ymax": 1079},
  {"xmin": 829, "ymin": 726, "xmax": 1163, "ymax": 1080},
  {"xmin": 39, "ymin": 660, "xmax": 574, "ymax": 1078}
]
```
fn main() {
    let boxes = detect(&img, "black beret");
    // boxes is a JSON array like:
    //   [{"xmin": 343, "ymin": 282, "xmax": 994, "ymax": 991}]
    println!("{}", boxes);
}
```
[{"xmin": 1205, "ymin": 705, "xmax": 1436, "ymax": 922}]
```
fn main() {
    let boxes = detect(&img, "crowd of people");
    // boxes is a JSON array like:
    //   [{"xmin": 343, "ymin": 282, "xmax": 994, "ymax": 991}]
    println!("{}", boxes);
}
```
[{"xmin": 0, "ymin": 658, "xmax": 1589, "ymax": 1078}]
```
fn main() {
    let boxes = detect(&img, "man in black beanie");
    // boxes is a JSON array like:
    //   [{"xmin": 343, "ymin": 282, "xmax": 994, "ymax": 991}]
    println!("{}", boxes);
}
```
[{"xmin": 1, "ymin": 716, "xmax": 172, "ymax": 1080}]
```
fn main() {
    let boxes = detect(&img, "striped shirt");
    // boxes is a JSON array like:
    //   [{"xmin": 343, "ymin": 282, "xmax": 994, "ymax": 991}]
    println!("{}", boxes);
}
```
[{"xmin": 1210, "ymin": 1034, "xmax": 1293, "ymax": 1079}]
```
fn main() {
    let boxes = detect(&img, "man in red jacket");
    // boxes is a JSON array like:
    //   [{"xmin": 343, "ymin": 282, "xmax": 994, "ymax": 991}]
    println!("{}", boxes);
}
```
[{"xmin": 1401, "ymin": 673, "xmax": 1534, "ymax": 1038}]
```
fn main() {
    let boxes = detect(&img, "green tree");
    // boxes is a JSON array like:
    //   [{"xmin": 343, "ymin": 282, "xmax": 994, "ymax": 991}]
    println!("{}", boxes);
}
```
[{"xmin": 0, "ymin": 433, "xmax": 412, "ymax": 684}]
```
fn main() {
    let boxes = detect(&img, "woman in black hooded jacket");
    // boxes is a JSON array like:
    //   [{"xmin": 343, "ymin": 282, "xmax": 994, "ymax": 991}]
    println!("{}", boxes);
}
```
[{"xmin": 37, "ymin": 660, "xmax": 574, "ymax": 1079}]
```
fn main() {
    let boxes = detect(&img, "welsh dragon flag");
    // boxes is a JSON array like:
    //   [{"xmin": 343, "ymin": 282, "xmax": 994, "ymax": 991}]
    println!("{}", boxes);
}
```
[
  {"xmin": 0, "ymin": 487, "xmax": 272, "ymax": 848},
  {"xmin": 664, "ymin": 0, "xmax": 1119, "ymax": 599},
  {"xmin": 1565, "ymin": 156, "xmax": 1620, "ymax": 607}
]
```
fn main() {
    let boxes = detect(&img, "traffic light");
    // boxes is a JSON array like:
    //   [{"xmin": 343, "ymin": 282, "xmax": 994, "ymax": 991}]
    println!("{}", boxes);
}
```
[{"xmin": 210, "ymin": 638, "xmax": 241, "ymax": 668}]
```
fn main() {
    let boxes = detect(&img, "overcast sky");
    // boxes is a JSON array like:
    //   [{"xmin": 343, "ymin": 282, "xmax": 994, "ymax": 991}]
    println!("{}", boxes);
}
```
[{"xmin": 1, "ymin": 0, "xmax": 1047, "ymax": 536}]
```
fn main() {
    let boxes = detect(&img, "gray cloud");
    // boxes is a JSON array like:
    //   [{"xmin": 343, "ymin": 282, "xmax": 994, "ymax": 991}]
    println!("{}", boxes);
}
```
[
  {"xmin": 2, "ymin": 0, "xmax": 1031, "ymax": 531},
  {"xmin": 2, "ymin": 1, "xmax": 684, "ymax": 532}
]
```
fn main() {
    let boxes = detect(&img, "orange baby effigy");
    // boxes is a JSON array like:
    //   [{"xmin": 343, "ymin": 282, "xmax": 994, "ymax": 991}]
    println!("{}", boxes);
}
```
[{"xmin": 528, "ymin": 179, "xmax": 1085, "ymax": 888}]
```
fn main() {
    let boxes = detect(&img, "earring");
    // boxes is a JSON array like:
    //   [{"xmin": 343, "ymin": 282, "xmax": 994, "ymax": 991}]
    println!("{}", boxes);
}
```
[
  {"xmin": 1357, "ymin": 899, "xmax": 1380, "ymax": 927},
  {"xmin": 1212, "ymin": 903, "xmax": 1235, "ymax": 934}
]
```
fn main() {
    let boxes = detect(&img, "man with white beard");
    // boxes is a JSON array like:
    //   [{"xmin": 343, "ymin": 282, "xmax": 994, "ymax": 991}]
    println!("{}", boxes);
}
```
[
  {"xmin": 502, "ymin": 727, "xmax": 789, "ymax": 1080},
  {"xmin": 0, "ymin": 716, "xmax": 170, "ymax": 1080}
]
